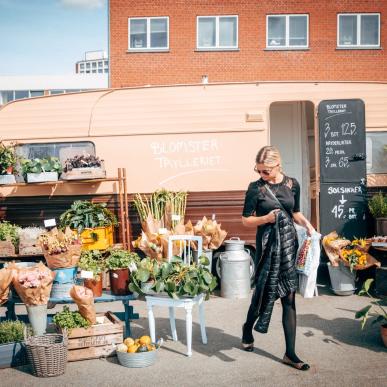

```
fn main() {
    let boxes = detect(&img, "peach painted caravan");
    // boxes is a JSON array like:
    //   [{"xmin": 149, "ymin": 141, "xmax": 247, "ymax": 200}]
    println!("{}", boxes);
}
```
[{"xmin": 0, "ymin": 81, "xmax": 387, "ymax": 252}]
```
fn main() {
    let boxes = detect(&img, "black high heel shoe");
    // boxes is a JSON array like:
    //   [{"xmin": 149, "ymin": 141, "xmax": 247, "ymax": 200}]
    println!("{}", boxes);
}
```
[
  {"xmin": 282, "ymin": 354, "xmax": 310, "ymax": 371},
  {"xmin": 241, "ymin": 324, "xmax": 254, "ymax": 352}
]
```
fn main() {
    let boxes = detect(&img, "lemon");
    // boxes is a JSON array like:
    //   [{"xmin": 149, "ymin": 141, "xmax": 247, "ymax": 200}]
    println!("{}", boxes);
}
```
[
  {"xmin": 124, "ymin": 337, "xmax": 135, "ymax": 347},
  {"xmin": 127, "ymin": 344, "xmax": 139, "ymax": 353},
  {"xmin": 139, "ymin": 335, "xmax": 152, "ymax": 345}
]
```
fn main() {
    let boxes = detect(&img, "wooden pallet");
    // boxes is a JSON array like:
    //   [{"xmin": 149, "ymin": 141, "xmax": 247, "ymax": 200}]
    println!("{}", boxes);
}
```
[{"xmin": 59, "ymin": 312, "xmax": 123, "ymax": 362}]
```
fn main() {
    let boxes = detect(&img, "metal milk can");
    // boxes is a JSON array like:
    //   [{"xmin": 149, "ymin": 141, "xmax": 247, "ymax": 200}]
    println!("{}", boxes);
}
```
[{"xmin": 219, "ymin": 237, "xmax": 251, "ymax": 299}]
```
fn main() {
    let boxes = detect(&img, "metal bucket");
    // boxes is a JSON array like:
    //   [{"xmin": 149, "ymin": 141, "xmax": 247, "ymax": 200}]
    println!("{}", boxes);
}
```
[
  {"xmin": 26, "ymin": 304, "xmax": 47, "ymax": 336},
  {"xmin": 51, "ymin": 267, "xmax": 77, "ymax": 299},
  {"xmin": 327, "ymin": 262, "xmax": 356, "ymax": 296},
  {"xmin": 219, "ymin": 252, "xmax": 250, "ymax": 299}
]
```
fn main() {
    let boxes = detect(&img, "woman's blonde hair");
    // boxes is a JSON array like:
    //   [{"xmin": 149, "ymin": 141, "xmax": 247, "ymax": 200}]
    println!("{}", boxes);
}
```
[{"xmin": 255, "ymin": 146, "xmax": 281, "ymax": 167}]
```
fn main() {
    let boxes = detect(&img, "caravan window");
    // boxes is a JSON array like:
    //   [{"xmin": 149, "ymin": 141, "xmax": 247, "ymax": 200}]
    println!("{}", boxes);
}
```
[
  {"xmin": 366, "ymin": 132, "xmax": 387, "ymax": 174},
  {"xmin": 16, "ymin": 141, "xmax": 96, "ymax": 163}
]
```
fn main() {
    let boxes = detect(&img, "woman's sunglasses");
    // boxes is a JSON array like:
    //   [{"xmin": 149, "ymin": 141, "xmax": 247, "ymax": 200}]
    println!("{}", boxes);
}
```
[{"xmin": 254, "ymin": 164, "xmax": 279, "ymax": 175}]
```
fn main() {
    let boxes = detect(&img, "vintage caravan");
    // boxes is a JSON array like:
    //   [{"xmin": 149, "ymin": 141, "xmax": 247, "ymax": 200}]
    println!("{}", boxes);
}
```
[{"xmin": 0, "ymin": 81, "xmax": 386, "ymax": 257}]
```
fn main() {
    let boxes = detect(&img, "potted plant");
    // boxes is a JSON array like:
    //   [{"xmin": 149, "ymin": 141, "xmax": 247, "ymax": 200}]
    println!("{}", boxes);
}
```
[
  {"xmin": 0, "ymin": 221, "xmax": 21, "ymax": 257},
  {"xmin": 355, "ymin": 279, "xmax": 387, "ymax": 347},
  {"xmin": 59, "ymin": 200, "xmax": 117, "ymax": 250},
  {"xmin": 0, "ymin": 320, "xmax": 27, "ymax": 369},
  {"xmin": 105, "ymin": 249, "xmax": 140, "ymax": 295},
  {"xmin": 0, "ymin": 142, "xmax": 17, "ymax": 184},
  {"xmin": 21, "ymin": 156, "xmax": 62, "ymax": 183},
  {"xmin": 61, "ymin": 154, "xmax": 106, "ymax": 180},
  {"xmin": 368, "ymin": 192, "xmax": 387, "ymax": 235},
  {"xmin": 78, "ymin": 250, "xmax": 105, "ymax": 297}
]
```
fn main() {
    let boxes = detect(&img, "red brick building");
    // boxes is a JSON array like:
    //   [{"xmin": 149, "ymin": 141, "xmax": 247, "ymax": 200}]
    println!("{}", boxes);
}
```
[{"xmin": 109, "ymin": 0, "xmax": 387, "ymax": 87}]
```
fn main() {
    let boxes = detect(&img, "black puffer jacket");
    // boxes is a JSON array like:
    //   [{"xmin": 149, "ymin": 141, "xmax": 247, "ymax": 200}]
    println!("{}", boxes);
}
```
[{"xmin": 251, "ymin": 210, "xmax": 298, "ymax": 333}]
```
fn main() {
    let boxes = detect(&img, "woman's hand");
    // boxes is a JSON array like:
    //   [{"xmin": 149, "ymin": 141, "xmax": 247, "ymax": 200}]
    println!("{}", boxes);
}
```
[
  {"xmin": 306, "ymin": 224, "xmax": 315, "ymax": 236},
  {"xmin": 265, "ymin": 209, "xmax": 280, "ymax": 224}
]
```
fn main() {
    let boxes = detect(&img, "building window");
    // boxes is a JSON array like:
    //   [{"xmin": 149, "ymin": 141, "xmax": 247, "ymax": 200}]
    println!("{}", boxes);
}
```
[
  {"xmin": 128, "ymin": 17, "xmax": 169, "ymax": 50},
  {"xmin": 104, "ymin": 68, "xmax": 108, "ymax": 73},
  {"xmin": 197, "ymin": 16, "xmax": 238, "ymax": 49},
  {"xmin": 338, "ymin": 13, "xmax": 380, "ymax": 48},
  {"xmin": 92, "ymin": 62, "xmax": 97, "ymax": 68},
  {"xmin": 104, "ymin": 60, "xmax": 108, "ymax": 66},
  {"xmin": 366, "ymin": 132, "xmax": 387, "ymax": 173},
  {"xmin": 98, "ymin": 61, "xmax": 103, "ymax": 67},
  {"xmin": 86, "ymin": 62, "xmax": 90, "ymax": 68},
  {"xmin": 80, "ymin": 63, "xmax": 84, "ymax": 69},
  {"xmin": 267, "ymin": 14, "xmax": 308, "ymax": 48},
  {"xmin": 98, "ymin": 69, "xmax": 103, "ymax": 73}
]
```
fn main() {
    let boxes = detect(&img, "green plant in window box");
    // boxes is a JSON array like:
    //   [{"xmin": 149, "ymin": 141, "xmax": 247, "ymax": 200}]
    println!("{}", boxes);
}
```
[{"xmin": 20, "ymin": 157, "xmax": 62, "ymax": 177}]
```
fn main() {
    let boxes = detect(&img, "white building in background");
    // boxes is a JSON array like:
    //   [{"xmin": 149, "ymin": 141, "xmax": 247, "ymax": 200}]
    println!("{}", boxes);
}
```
[
  {"xmin": 0, "ymin": 74, "xmax": 108, "ymax": 106},
  {"xmin": 75, "ymin": 50, "xmax": 109, "ymax": 75}
]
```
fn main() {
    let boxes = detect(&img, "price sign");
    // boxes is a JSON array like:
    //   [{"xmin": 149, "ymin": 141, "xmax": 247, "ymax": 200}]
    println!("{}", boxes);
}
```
[
  {"xmin": 319, "ymin": 183, "xmax": 368, "ymax": 239},
  {"xmin": 319, "ymin": 99, "xmax": 366, "ymax": 183}
]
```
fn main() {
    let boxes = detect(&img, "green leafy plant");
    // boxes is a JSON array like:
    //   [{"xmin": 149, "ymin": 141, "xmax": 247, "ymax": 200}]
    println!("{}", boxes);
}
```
[
  {"xmin": 59, "ymin": 200, "xmax": 118, "ymax": 233},
  {"xmin": 78, "ymin": 250, "xmax": 105, "ymax": 280},
  {"xmin": 0, "ymin": 221, "xmax": 20, "ymax": 248},
  {"xmin": 355, "ymin": 279, "xmax": 387, "ymax": 329},
  {"xmin": 0, "ymin": 320, "xmax": 25, "ymax": 345},
  {"xmin": 53, "ymin": 306, "xmax": 90, "ymax": 332},
  {"xmin": 20, "ymin": 157, "xmax": 62, "ymax": 176},
  {"xmin": 105, "ymin": 249, "xmax": 140, "ymax": 270},
  {"xmin": 0, "ymin": 143, "xmax": 17, "ymax": 175},
  {"xmin": 368, "ymin": 192, "xmax": 387, "ymax": 218},
  {"xmin": 129, "ymin": 256, "xmax": 217, "ymax": 300}
]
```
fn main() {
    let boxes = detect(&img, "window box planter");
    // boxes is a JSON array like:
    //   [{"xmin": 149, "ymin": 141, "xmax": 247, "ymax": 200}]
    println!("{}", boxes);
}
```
[
  {"xmin": 0, "ymin": 175, "xmax": 16, "ymax": 185},
  {"xmin": 27, "ymin": 171, "xmax": 59, "ymax": 183},
  {"xmin": 61, "ymin": 167, "xmax": 106, "ymax": 180},
  {"xmin": 0, "ymin": 341, "xmax": 27, "ymax": 369}
]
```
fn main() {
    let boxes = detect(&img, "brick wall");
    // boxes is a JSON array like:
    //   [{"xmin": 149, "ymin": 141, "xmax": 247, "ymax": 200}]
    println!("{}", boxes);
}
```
[{"xmin": 109, "ymin": 0, "xmax": 387, "ymax": 87}]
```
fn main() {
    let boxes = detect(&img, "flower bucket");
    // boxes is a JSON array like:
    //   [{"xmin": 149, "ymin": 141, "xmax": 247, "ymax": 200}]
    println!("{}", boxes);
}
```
[
  {"xmin": 327, "ymin": 262, "xmax": 356, "ymax": 296},
  {"xmin": 26, "ymin": 304, "xmax": 48, "ymax": 336},
  {"xmin": 84, "ymin": 274, "xmax": 103, "ymax": 297},
  {"xmin": 50, "ymin": 267, "xmax": 77, "ymax": 299},
  {"xmin": 109, "ymin": 268, "xmax": 130, "ymax": 295}
]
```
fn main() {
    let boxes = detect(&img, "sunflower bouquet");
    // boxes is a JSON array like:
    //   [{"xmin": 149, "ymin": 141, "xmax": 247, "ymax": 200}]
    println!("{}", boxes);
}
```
[{"xmin": 340, "ymin": 246, "xmax": 368, "ymax": 272}]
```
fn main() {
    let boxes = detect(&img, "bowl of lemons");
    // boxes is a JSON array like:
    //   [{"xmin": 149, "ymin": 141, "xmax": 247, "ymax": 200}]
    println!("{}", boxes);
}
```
[{"xmin": 116, "ymin": 335, "xmax": 162, "ymax": 368}]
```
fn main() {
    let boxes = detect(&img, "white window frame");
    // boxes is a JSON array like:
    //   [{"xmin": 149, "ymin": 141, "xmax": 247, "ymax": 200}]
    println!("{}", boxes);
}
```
[
  {"xmin": 196, "ymin": 15, "xmax": 238, "ymax": 50},
  {"xmin": 266, "ymin": 14, "xmax": 309, "ymax": 49},
  {"xmin": 128, "ymin": 16, "xmax": 169, "ymax": 51},
  {"xmin": 337, "ymin": 13, "xmax": 380, "ymax": 48}
]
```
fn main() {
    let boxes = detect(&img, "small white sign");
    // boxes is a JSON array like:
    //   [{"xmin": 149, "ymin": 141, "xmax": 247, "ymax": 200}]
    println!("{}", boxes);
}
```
[
  {"xmin": 80, "ymin": 270, "xmax": 94, "ymax": 279},
  {"xmin": 44, "ymin": 218, "xmax": 56, "ymax": 228},
  {"xmin": 171, "ymin": 214, "xmax": 181, "ymax": 221},
  {"xmin": 95, "ymin": 316, "xmax": 105, "ymax": 324},
  {"xmin": 128, "ymin": 262, "xmax": 137, "ymax": 272},
  {"xmin": 112, "ymin": 273, "xmax": 119, "ymax": 279},
  {"xmin": 158, "ymin": 227, "xmax": 168, "ymax": 235}
]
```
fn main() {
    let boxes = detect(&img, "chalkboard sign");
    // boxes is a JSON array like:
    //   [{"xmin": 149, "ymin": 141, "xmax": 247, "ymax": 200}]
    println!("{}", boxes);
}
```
[
  {"xmin": 319, "ymin": 99, "xmax": 366, "ymax": 183},
  {"xmin": 319, "ymin": 182, "xmax": 368, "ymax": 239}
]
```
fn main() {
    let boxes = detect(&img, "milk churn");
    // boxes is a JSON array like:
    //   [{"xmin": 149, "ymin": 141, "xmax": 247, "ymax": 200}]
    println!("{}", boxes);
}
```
[{"xmin": 219, "ymin": 237, "xmax": 251, "ymax": 299}]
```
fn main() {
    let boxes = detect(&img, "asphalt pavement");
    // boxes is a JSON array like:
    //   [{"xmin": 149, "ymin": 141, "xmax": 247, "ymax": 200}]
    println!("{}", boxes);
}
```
[{"xmin": 1, "ymin": 278, "xmax": 386, "ymax": 387}]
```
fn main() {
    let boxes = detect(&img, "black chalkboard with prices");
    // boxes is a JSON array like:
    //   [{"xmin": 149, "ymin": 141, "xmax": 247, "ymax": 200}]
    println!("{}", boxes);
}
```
[
  {"xmin": 319, "ymin": 182, "xmax": 368, "ymax": 239},
  {"xmin": 318, "ymin": 99, "xmax": 366, "ymax": 184}
]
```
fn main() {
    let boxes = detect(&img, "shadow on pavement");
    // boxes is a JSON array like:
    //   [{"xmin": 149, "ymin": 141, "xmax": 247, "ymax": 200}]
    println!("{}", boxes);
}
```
[{"xmin": 298, "ymin": 313, "xmax": 387, "ymax": 353}]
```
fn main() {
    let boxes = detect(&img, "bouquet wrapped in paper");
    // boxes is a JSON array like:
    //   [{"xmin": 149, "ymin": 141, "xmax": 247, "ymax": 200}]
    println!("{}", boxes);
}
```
[
  {"xmin": 39, "ymin": 227, "xmax": 81, "ymax": 269},
  {"xmin": 323, "ymin": 231, "xmax": 380, "ymax": 271},
  {"xmin": 12, "ymin": 262, "xmax": 55, "ymax": 306},
  {"xmin": 0, "ymin": 266, "xmax": 14, "ymax": 305},
  {"xmin": 18, "ymin": 227, "xmax": 45, "ymax": 256},
  {"xmin": 193, "ymin": 216, "xmax": 227, "ymax": 250},
  {"xmin": 70, "ymin": 285, "xmax": 96, "ymax": 324}
]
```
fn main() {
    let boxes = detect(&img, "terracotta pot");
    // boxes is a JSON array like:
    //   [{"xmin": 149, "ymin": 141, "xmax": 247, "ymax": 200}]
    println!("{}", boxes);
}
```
[
  {"xmin": 84, "ymin": 273, "xmax": 103, "ymax": 297},
  {"xmin": 381, "ymin": 324, "xmax": 387, "ymax": 348},
  {"xmin": 109, "ymin": 268, "xmax": 130, "ymax": 295},
  {"xmin": 5, "ymin": 166, "xmax": 13, "ymax": 175}
]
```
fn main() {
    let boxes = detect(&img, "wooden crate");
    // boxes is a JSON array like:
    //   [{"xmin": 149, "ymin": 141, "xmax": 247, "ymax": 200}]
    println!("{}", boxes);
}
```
[{"xmin": 59, "ymin": 312, "xmax": 123, "ymax": 362}]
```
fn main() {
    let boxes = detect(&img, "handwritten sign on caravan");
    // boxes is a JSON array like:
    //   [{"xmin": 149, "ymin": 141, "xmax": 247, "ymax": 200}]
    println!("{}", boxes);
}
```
[
  {"xmin": 319, "ymin": 182, "xmax": 368, "ymax": 238},
  {"xmin": 318, "ymin": 99, "xmax": 366, "ymax": 183}
]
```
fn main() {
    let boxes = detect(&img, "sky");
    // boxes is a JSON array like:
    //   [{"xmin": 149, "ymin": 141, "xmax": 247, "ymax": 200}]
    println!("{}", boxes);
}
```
[{"xmin": 0, "ymin": 0, "xmax": 108, "ymax": 75}]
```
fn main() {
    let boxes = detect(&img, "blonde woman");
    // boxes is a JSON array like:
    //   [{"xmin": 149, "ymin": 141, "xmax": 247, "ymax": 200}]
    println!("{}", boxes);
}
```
[{"xmin": 241, "ymin": 146, "xmax": 314, "ymax": 371}]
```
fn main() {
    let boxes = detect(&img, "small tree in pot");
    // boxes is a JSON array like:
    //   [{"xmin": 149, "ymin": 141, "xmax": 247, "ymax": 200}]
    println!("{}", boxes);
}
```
[
  {"xmin": 368, "ymin": 192, "xmax": 387, "ymax": 235},
  {"xmin": 78, "ymin": 250, "xmax": 105, "ymax": 297},
  {"xmin": 105, "ymin": 249, "xmax": 140, "ymax": 295},
  {"xmin": 0, "ymin": 143, "xmax": 17, "ymax": 184}
]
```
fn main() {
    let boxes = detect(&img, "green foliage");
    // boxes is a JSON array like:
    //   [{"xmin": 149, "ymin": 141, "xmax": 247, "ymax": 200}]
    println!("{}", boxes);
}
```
[
  {"xmin": 53, "ymin": 306, "xmax": 90, "ymax": 332},
  {"xmin": 0, "ymin": 221, "xmax": 20, "ymax": 247},
  {"xmin": 21, "ymin": 157, "xmax": 62, "ymax": 176},
  {"xmin": 0, "ymin": 320, "xmax": 25, "ymax": 345},
  {"xmin": 78, "ymin": 250, "xmax": 105, "ymax": 279},
  {"xmin": 368, "ymin": 192, "xmax": 387, "ymax": 218},
  {"xmin": 105, "ymin": 249, "xmax": 140, "ymax": 270},
  {"xmin": 59, "ymin": 200, "xmax": 118, "ymax": 233},
  {"xmin": 355, "ymin": 279, "xmax": 387, "ymax": 329},
  {"xmin": 0, "ymin": 143, "xmax": 16, "ymax": 175},
  {"xmin": 129, "ymin": 255, "xmax": 217, "ymax": 300}
]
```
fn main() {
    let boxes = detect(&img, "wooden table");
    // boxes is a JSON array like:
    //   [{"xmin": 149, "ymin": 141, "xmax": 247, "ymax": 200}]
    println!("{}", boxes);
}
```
[{"xmin": 4, "ymin": 291, "xmax": 139, "ymax": 338}]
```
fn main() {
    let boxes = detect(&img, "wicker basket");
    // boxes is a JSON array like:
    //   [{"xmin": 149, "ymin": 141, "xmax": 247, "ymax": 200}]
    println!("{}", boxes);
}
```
[{"xmin": 25, "ymin": 334, "xmax": 68, "ymax": 377}]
